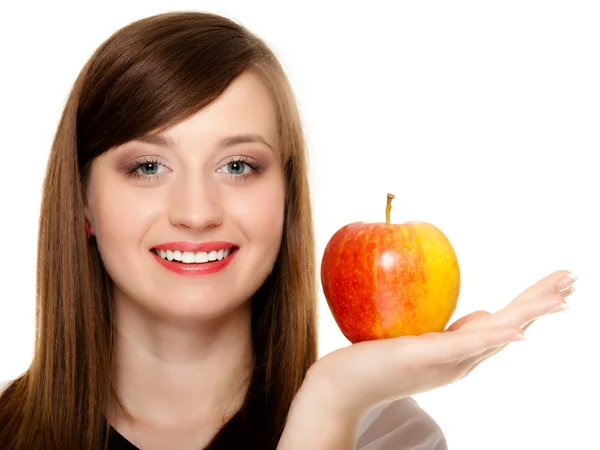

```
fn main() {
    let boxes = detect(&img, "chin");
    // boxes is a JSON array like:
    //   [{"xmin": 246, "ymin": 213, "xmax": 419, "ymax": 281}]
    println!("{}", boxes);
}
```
[{"xmin": 147, "ymin": 287, "xmax": 252, "ymax": 324}]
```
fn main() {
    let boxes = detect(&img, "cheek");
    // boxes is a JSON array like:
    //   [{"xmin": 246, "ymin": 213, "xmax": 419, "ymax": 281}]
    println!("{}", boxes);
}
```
[
  {"xmin": 90, "ymin": 184, "xmax": 166, "ymax": 299},
  {"xmin": 230, "ymin": 177, "xmax": 285, "ymax": 248},
  {"xmin": 91, "ymin": 181, "xmax": 160, "ymax": 247}
]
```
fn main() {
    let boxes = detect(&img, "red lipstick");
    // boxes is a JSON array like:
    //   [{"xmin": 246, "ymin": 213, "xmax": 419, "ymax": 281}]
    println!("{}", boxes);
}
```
[
  {"xmin": 151, "ymin": 241, "xmax": 238, "ymax": 276},
  {"xmin": 153, "ymin": 241, "xmax": 235, "ymax": 253}
]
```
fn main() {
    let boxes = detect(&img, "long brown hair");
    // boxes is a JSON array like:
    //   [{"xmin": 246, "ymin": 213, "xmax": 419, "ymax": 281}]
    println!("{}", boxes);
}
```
[{"xmin": 0, "ymin": 11, "xmax": 318, "ymax": 449}]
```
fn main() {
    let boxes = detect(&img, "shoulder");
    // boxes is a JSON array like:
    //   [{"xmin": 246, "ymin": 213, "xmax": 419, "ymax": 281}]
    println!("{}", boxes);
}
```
[{"xmin": 357, "ymin": 397, "xmax": 447, "ymax": 450}]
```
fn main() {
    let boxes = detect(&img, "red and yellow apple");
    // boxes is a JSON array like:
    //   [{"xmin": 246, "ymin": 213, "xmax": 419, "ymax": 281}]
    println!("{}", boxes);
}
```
[{"xmin": 320, "ymin": 194, "xmax": 460, "ymax": 343}]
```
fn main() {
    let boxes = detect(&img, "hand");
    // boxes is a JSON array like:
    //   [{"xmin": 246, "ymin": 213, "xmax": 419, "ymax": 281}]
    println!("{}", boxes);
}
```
[{"xmin": 305, "ymin": 269, "xmax": 577, "ymax": 421}]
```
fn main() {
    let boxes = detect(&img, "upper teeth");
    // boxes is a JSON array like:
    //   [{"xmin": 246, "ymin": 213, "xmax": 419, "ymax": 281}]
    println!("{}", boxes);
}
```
[{"xmin": 156, "ymin": 247, "xmax": 232, "ymax": 263}]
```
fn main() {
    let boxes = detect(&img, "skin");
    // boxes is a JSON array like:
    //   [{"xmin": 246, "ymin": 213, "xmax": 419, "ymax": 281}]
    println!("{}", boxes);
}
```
[
  {"xmin": 84, "ymin": 70, "xmax": 577, "ymax": 450},
  {"xmin": 84, "ymin": 70, "xmax": 285, "ymax": 449},
  {"xmin": 278, "ymin": 269, "xmax": 576, "ymax": 449}
]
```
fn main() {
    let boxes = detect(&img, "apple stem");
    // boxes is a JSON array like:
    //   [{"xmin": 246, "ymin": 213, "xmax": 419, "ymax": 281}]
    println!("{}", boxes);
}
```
[{"xmin": 386, "ymin": 193, "xmax": 395, "ymax": 224}]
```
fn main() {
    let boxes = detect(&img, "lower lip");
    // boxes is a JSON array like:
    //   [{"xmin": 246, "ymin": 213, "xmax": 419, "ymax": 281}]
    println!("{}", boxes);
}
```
[{"xmin": 151, "ymin": 248, "xmax": 237, "ymax": 276}]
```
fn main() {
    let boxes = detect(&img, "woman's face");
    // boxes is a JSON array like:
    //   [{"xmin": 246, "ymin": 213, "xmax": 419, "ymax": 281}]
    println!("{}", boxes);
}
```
[{"xmin": 84, "ymin": 71, "xmax": 285, "ymax": 323}]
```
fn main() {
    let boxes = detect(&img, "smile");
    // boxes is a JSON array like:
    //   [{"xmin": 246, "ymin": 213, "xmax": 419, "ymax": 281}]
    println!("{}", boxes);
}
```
[
  {"xmin": 152, "ymin": 246, "xmax": 234, "ymax": 264},
  {"xmin": 150, "ymin": 241, "xmax": 239, "ymax": 276}
]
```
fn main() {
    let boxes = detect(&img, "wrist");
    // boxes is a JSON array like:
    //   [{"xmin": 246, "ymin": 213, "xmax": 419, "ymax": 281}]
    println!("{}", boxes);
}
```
[
  {"xmin": 301, "ymin": 361, "xmax": 370, "ymax": 419},
  {"xmin": 277, "ymin": 370, "xmax": 361, "ymax": 450}
]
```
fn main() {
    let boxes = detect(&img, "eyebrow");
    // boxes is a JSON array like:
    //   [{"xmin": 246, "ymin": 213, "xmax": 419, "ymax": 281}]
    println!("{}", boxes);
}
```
[{"xmin": 133, "ymin": 133, "xmax": 274, "ymax": 151}]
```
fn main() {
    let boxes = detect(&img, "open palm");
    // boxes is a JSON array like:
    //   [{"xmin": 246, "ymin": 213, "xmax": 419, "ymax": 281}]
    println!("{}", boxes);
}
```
[{"xmin": 307, "ymin": 269, "xmax": 576, "ymax": 418}]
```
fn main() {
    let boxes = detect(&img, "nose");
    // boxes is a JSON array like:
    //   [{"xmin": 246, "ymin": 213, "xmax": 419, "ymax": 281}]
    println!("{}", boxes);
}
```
[{"xmin": 167, "ymin": 173, "xmax": 224, "ymax": 231}]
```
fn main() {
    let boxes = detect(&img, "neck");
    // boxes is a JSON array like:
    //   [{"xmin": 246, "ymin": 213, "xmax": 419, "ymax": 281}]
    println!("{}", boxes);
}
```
[{"xmin": 108, "ymin": 293, "xmax": 253, "ymax": 436}]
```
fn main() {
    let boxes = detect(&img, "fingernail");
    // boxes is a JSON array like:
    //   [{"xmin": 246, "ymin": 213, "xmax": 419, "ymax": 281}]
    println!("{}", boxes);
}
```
[
  {"xmin": 548, "ymin": 302, "xmax": 569, "ymax": 313},
  {"xmin": 563, "ymin": 286, "xmax": 576, "ymax": 296},
  {"xmin": 557, "ymin": 272, "xmax": 578, "ymax": 291},
  {"xmin": 510, "ymin": 333, "xmax": 526, "ymax": 342}
]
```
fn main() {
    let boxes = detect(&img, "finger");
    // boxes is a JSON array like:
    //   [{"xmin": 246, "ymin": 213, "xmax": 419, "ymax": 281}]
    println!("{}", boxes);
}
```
[
  {"xmin": 455, "ymin": 336, "xmax": 518, "ymax": 376},
  {"xmin": 514, "ymin": 270, "xmax": 576, "ymax": 304},
  {"xmin": 560, "ymin": 285, "xmax": 576, "ymax": 299},
  {"xmin": 454, "ymin": 276, "xmax": 577, "ymax": 334},
  {"xmin": 520, "ymin": 286, "xmax": 574, "ymax": 330},
  {"xmin": 457, "ymin": 346, "xmax": 505, "ymax": 378},
  {"xmin": 556, "ymin": 272, "xmax": 579, "ymax": 292},
  {"xmin": 405, "ymin": 325, "xmax": 524, "ymax": 365},
  {"xmin": 496, "ymin": 294, "xmax": 568, "ymax": 327},
  {"xmin": 458, "ymin": 287, "xmax": 575, "ymax": 372},
  {"xmin": 461, "ymin": 285, "xmax": 575, "ymax": 332},
  {"xmin": 523, "ymin": 319, "xmax": 536, "ymax": 332},
  {"xmin": 457, "ymin": 339, "xmax": 511, "ymax": 371},
  {"xmin": 504, "ymin": 285, "xmax": 575, "ymax": 325},
  {"xmin": 452, "ymin": 281, "xmax": 576, "ymax": 376},
  {"xmin": 446, "ymin": 311, "xmax": 491, "ymax": 332}
]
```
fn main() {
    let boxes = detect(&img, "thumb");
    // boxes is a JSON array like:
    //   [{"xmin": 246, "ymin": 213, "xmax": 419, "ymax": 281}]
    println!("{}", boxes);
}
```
[{"xmin": 446, "ymin": 310, "xmax": 491, "ymax": 331}]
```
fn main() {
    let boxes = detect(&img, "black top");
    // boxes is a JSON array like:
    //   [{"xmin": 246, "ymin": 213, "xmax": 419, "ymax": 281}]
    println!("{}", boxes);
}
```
[{"xmin": 107, "ymin": 427, "xmax": 139, "ymax": 450}]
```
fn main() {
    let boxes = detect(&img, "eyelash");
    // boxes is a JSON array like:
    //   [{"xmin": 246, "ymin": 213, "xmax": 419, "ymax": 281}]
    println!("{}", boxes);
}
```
[{"xmin": 125, "ymin": 155, "xmax": 262, "ymax": 182}]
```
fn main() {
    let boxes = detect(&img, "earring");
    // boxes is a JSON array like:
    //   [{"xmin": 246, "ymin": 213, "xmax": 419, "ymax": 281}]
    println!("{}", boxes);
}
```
[{"xmin": 86, "ymin": 222, "xmax": 93, "ymax": 239}]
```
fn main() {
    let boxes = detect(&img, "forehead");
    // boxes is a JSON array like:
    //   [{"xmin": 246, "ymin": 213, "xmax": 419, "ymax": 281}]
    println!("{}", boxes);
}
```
[{"xmin": 160, "ymin": 70, "xmax": 279, "ymax": 148}]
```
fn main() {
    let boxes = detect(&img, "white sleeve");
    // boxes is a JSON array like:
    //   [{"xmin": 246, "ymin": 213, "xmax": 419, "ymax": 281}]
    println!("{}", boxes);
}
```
[{"xmin": 357, "ymin": 397, "xmax": 447, "ymax": 450}]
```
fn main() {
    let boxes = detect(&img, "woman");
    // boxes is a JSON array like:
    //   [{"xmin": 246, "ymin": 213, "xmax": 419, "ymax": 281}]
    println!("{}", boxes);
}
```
[{"xmin": 0, "ymin": 11, "xmax": 576, "ymax": 450}]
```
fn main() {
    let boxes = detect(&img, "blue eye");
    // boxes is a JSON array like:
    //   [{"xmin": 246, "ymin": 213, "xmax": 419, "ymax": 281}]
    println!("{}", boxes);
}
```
[
  {"xmin": 126, "ymin": 158, "xmax": 169, "ymax": 180},
  {"xmin": 217, "ymin": 156, "xmax": 262, "ymax": 180},
  {"xmin": 138, "ymin": 162, "xmax": 162, "ymax": 175},
  {"xmin": 125, "ymin": 155, "xmax": 262, "ymax": 182},
  {"xmin": 222, "ymin": 160, "xmax": 251, "ymax": 175}
]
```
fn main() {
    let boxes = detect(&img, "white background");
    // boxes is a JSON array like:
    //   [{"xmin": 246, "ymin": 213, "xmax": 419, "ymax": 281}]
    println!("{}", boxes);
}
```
[{"xmin": 0, "ymin": 1, "xmax": 598, "ymax": 449}]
